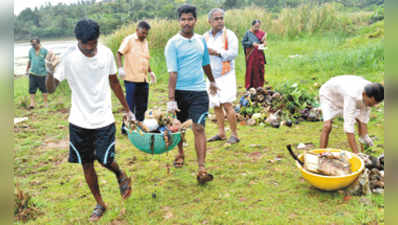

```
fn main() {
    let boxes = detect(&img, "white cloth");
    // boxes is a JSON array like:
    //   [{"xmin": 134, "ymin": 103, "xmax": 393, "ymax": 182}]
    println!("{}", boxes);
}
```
[
  {"xmin": 203, "ymin": 28, "xmax": 239, "ymax": 79},
  {"xmin": 207, "ymin": 74, "xmax": 237, "ymax": 108},
  {"xmin": 319, "ymin": 75, "xmax": 371, "ymax": 133},
  {"xmin": 54, "ymin": 44, "xmax": 117, "ymax": 129},
  {"xmin": 204, "ymin": 28, "xmax": 238, "ymax": 108}
]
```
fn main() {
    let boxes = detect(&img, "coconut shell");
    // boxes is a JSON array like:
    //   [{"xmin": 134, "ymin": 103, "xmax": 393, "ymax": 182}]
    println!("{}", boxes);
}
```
[{"xmin": 247, "ymin": 118, "xmax": 256, "ymax": 126}]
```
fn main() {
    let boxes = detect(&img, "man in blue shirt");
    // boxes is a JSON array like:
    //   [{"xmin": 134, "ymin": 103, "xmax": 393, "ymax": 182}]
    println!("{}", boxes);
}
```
[{"xmin": 165, "ymin": 4, "xmax": 218, "ymax": 185}]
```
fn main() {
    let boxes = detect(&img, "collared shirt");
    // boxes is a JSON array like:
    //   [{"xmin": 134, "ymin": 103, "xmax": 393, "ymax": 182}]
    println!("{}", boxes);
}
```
[
  {"xmin": 29, "ymin": 47, "xmax": 48, "ymax": 76},
  {"xmin": 164, "ymin": 33, "xmax": 210, "ymax": 91},
  {"xmin": 203, "ymin": 28, "xmax": 239, "ymax": 79},
  {"xmin": 118, "ymin": 33, "xmax": 150, "ymax": 82},
  {"xmin": 319, "ymin": 75, "xmax": 372, "ymax": 133},
  {"xmin": 54, "ymin": 44, "xmax": 117, "ymax": 129}
]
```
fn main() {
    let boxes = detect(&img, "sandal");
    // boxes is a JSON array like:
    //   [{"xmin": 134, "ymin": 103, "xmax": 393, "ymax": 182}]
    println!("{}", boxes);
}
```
[
  {"xmin": 227, "ymin": 136, "xmax": 240, "ymax": 144},
  {"xmin": 207, "ymin": 135, "xmax": 226, "ymax": 142},
  {"xmin": 197, "ymin": 170, "xmax": 214, "ymax": 185},
  {"xmin": 173, "ymin": 155, "xmax": 185, "ymax": 168},
  {"xmin": 118, "ymin": 176, "xmax": 132, "ymax": 200},
  {"xmin": 89, "ymin": 204, "xmax": 106, "ymax": 222}
]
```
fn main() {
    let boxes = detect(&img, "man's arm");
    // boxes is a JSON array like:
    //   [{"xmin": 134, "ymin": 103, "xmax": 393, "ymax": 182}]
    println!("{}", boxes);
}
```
[
  {"xmin": 26, "ymin": 61, "xmax": 31, "ymax": 75},
  {"xmin": 116, "ymin": 52, "xmax": 123, "ymax": 69},
  {"xmin": 202, "ymin": 65, "xmax": 215, "ymax": 83},
  {"xmin": 46, "ymin": 72, "xmax": 60, "ymax": 94},
  {"xmin": 218, "ymin": 31, "xmax": 239, "ymax": 61},
  {"xmin": 109, "ymin": 74, "xmax": 130, "ymax": 112},
  {"xmin": 168, "ymin": 72, "xmax": 177, "ymax": 101}
]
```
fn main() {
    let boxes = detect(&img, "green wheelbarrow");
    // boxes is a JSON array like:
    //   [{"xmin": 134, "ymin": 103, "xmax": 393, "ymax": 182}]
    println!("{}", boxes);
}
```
[{"xmin": 123, "ymin": 126, "xmax": 181, "ymax": 154}]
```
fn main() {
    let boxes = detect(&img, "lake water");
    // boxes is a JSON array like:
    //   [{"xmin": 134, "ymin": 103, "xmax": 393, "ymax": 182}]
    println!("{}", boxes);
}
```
[{"xmin": 14, "ymin": 39, "xmax": 77, "ymax": 76}]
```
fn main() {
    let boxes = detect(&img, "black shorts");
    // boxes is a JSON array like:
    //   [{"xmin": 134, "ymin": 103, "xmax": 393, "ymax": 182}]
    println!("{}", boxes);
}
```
[
  {"xmin": 69, "ymin": 123, "xmax": 116, "ymax": 166},
  {"xmin": 175, "ymin": 90, "xmax": 209, "ymax": 126},
  {"xmin": 29, "ymin": 74, "xmax": 47, "ymax": 94}
]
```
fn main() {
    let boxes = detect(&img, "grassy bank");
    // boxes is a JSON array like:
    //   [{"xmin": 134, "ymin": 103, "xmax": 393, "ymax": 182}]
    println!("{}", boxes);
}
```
[{"xmin": 14, "ymin": 6, "xmax": 384, "ymax": 225}]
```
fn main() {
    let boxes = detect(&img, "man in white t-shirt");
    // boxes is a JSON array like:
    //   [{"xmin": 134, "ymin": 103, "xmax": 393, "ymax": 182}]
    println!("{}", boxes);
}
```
[
  {"xmin": 46, "ymin": 19, "xmax": 135, "ymax": 222},
  {"xmin": 319, "ymin": 75, "xmax": 384, "ymax": 153}
]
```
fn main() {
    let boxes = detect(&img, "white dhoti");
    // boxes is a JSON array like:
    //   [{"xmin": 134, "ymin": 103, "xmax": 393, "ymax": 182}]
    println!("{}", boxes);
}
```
[{"xmin": 207, "ymin": 71, "xmax": 237, "ymax": 109}]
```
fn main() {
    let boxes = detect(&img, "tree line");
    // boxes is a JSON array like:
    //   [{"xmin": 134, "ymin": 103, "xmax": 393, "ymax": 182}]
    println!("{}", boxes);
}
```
[{"xmin": 14, "ymin": 0, "xmax": 383, "ymax": 41}]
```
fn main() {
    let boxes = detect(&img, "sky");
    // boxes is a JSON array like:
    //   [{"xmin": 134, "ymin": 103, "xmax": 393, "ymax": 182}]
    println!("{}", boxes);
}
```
[{"xmin": 14, "ymin": 0, "xmax": 80, "ymax": 15}]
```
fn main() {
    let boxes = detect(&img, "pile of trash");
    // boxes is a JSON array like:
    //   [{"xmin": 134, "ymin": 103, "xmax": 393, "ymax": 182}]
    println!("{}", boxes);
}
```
[
  {"xmin": 344, "ymin": 153, "xmax": 384, "ymax": 195},
  {"xmin": 229, "ymin": 82, "xmax": 322, "ymax": 128},
  {"xmin": 128, "ymin": 109, "xmax": 192, "ymax": 134},
  {"xmin": 303, "ymin": 151, "xmax": 352, "ymax": 176},
  {"xmin": 125, "ymin": 109, "xmax": 192, "ymax": 148}
]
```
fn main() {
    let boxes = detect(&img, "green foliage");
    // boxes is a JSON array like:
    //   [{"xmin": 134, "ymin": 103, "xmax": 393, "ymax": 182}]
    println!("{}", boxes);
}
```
[{"xmin": 14, "ymin": 0, "xmax": 382, "ymax": 41}]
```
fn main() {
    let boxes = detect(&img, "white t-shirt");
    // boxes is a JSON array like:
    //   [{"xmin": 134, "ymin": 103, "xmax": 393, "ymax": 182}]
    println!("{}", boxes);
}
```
[
  {"xmin": 54, "ymin": 44, "xmax": 117, "ymax": 129},
  {"xmin": 319, "ymin": 75, "xmax": 371, "ymax": 133}
]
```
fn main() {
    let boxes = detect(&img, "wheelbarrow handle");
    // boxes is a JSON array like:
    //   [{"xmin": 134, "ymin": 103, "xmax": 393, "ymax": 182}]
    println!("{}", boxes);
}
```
[{"xmin": 286, "ymin": 144, "xmax": 304, "ymax": 166}]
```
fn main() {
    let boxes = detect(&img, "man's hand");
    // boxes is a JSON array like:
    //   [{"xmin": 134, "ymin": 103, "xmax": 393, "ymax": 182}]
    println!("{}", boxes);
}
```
[
  {"xmin": 209, "ymin": 81, "xmax": 219, "ymax": 96},
  {"xmin": 208, "ymin": 48, "xmax": 220, "ymax": 57},
  {"xmin": 167, "ymin": 101, "xmax": 180, "ymax": 113},
  {"xmin": 45, "ymin": 51, "xmax": 60, "ymax": 74},
  {"xmin": 359, "ymin": 135, "xmax": 374, "ymax": 147},
  {"xmin": 123, "ymin": 111, "xmax": 136, "ymax": 123},
  {"xmin": 118, "ymin": 67, "xmax": 126, "ymax": 78},
  {"xmin": 25, "ymin": 71, "xmax": 29, "ymax": 76},
  {"xmin": 150, "ymin": 72, "xmax": 157, "ymax": 84}
]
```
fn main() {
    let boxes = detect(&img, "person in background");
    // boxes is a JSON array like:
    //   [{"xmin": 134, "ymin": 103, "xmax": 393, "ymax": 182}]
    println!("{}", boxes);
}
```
[
  {"xmin": 165, "ymin": 4, "xmax": 218, "ymax": 184},
  {"xmin": 242, "ymin": 20, "xmax": 267, "ymax": 89},
  {"xmin": 46, "ymin": 19, "xmax": 135, "ymax": 222},
  {"xmin": 26, "ymin": 38, "xmax": 49, "ymax": 109},
  {"xmin": 116, "ymin": 21, "xmax": 156, "ymax": 135},
  {"xmin": 204, "ymin": 8, "xmax": 240, "ymax": 144},
  {"xmin": 319, "ymin": 75, "xmax": 384, "ymax": 153}
]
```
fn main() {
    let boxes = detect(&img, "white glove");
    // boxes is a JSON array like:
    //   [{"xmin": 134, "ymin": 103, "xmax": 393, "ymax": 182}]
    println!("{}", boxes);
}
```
[
  {"xmin": 118, "ymin": 67, "xmax": 126, "ymax": 78},
  {"xmin": 209, "ymin": 93, "xmax": 221, "ymax": 108},
  {"xmin": 150, "ymin": 72, "xmax": 157, "ymax": 84},
  {"xmin": 167, "ymin": 101, "xmax": 180, "ymax": 113},
  {"xmin": 123, "ymin": 111, "xmax": 136, "ymax": 122},
  {"xmin": 25, "ymin": 71, "xmax": 29, "ymax": 76},
  {"xmin": 209, "ymin": 81, "xmax": 218, "ymax": 96},
  {"xmin": 359, "ymin": 135, "xmax": 374, "ymax": 146},
  {"xmin": 45, "ymin": 51, "xmax": 60, "ymax": 74}
]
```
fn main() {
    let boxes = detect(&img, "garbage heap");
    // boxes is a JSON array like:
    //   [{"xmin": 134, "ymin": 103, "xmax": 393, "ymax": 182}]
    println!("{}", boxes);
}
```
[
  {"xmin": 220, "ymin": 83, "xmax": 322, "ymax": 128},
  {"xmin": 344, "ymin": 153, "xmax": 384, "ymax": 195}
]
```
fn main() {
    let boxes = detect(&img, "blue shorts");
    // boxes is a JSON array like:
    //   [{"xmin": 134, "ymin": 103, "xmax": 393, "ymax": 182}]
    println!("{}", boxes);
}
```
[
  {"xmin": 69, "ymin": 123, "xmax": 116, "ymax": 166},
  {"xmin": 124, "ymin": 81, "xmax": 148, "ymax": 121},
  {"xmin": 175, "ymin": 90, "xmax": 209, "ymax": 126}
]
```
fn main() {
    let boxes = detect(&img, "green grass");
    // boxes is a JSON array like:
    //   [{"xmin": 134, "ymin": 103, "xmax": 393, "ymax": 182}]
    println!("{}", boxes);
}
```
[{"xmin": 14, "ymin": 10, "xmax": 384, "ymax": 225}]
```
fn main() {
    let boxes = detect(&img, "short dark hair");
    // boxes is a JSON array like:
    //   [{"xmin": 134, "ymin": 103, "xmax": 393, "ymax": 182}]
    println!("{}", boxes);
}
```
[
  {"xmin": 137, "ymin": 21, "xmax": 151, "ymax": 30},
  {"xmin": 252, "ymin": 19, "xmax": 261, "ymax": 26},
  {"xmin": 74, "ymin": 19, "xmax": 100, "ymax": 43},
  {"xmin": 177, "ymin": 4, "xmax": 197, "ymax": 19},
  {"xmin": 30, "ymin": 38, "xmax": 40, "ymax": 44},
  {"xmin": 364, "ymin": 83, "xmax": 384, "ymax": 102}
]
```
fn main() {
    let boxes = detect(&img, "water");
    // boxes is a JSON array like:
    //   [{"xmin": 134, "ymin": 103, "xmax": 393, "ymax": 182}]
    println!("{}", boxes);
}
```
[{"xmin": 14, "ymin": 39, "xmax": 77, "ymax": 76}]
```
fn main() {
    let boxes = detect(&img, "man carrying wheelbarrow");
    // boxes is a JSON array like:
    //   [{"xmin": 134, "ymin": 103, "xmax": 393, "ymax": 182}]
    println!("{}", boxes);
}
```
[
  {"xmin": 46, "ymin": 19, "xmax": 135, "ymax": 221},
  {"xmin": 319, "ymin": 75, "xmax": 384, "ymax": 153},
  {"xmin": 165, "ymin": 4, "xmax": 218, "ymax": 184}
]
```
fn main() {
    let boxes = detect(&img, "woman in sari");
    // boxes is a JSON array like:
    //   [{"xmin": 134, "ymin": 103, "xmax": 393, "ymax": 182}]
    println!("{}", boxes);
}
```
[{"xmin": 242, "ymin": 20, "xmax": 267, "ymax": 89}]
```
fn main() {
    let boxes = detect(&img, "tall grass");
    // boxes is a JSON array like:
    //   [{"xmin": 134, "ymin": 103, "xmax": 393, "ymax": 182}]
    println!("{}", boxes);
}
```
[{"xmin": 103, "ymin": 3, "xmax": 371, "ymax": 53}]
